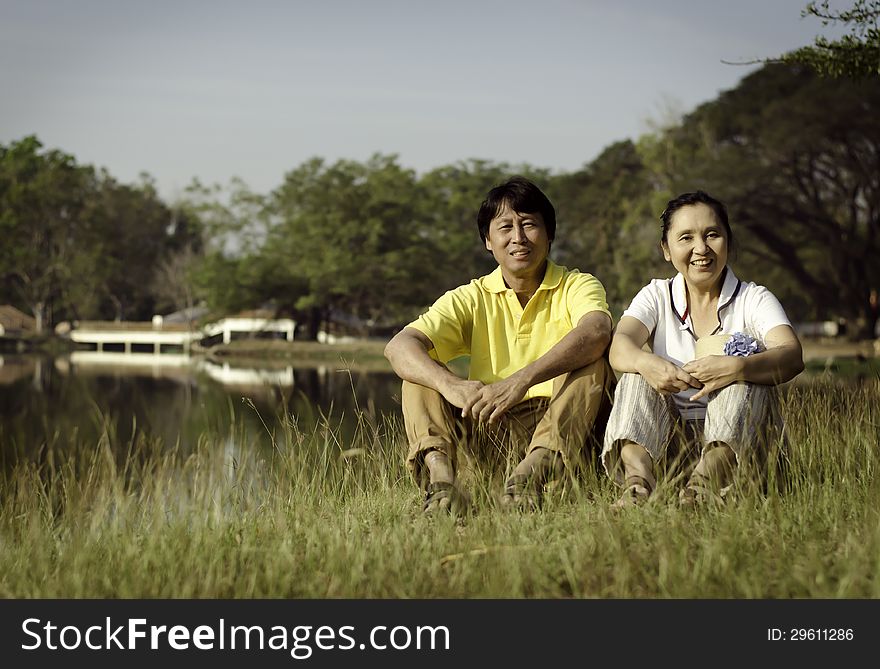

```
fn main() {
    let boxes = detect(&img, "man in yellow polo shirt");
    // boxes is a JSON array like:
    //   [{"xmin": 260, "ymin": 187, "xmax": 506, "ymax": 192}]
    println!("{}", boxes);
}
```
[{"xmin": 384, "ymin": 176, "xmax": 614, "ymax": 514}]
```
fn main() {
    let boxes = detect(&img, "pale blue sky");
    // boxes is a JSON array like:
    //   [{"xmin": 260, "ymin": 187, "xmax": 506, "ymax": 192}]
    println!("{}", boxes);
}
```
[{"xmin": 0, "ymin": 0, "xmax": 843, "ymax": 200}]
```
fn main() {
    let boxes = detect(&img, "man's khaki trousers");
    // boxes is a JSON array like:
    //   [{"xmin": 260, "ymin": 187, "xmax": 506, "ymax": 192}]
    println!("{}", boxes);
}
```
[{"xmin": 402, "ymin": 357, "xmax": 615, "ymax": 488}]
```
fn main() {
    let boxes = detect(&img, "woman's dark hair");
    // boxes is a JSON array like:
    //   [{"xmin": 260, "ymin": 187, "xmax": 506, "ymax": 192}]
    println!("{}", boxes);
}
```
[
  {"xmin": 476, "ymin": 176, "xmax": 556, "ymax": 244},
  {"xmin": 660, "ymin": 190, "xmax": 733, "ymax": 250}
]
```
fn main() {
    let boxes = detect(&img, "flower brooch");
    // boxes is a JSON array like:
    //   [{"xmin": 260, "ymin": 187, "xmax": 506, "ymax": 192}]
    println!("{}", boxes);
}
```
[{"xmin": 723, "ymin": 331, "xmax": 761, "ymax": 357}]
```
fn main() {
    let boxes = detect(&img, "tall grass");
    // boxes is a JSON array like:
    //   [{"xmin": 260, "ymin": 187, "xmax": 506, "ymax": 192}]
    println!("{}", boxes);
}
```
[{"xmin": 1, "ymin": 378, "xmax": 878, "ymax": 598}]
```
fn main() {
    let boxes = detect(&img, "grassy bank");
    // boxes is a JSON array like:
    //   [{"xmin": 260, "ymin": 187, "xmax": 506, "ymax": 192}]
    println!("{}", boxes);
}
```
[
  {"xmin": 203, "ymin": 338, "xmax": 392, "ymax": 371},
  {"xmin": 1, "ymin": 379, "xmax": 879, "ymax": 598}
]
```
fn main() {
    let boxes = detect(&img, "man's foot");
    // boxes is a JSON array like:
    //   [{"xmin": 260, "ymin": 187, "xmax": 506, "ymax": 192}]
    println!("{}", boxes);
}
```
[
  {"xmin": 500, "ymin": 474, "xmax": 542, "ymax": 511},
  {"xmin": 421, "ymin": 449, "xmax": 466, "ymax": 515},
  {"xmin": 422, "ymin": 481, "xmax": 467, "ymax": 515},
  {"xmin": 611, "ymin": 475, "xmax": 653, "ymax": 510},
  {"xmin": 499, "ymin": 447, "xmax": 561, "ymax": 512}
]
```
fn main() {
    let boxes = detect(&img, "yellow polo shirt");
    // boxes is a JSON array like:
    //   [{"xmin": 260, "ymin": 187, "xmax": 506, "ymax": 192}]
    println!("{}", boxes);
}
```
[{"xmin": 407, "ymin": 260, "xmax": 611, "ymax": 399}]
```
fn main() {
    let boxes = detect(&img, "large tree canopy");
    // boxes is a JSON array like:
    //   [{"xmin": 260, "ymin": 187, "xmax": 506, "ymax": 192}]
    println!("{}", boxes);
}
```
[
  {"xmin": 641, "ymin": 64, "xmax": 880, "ymax": 337},
  {"xmin": 268, "ymin": 155, "xmax": 440, "ymax": 338},
  {"xmin": 0, "ymin": 136, "xmax": 201, "ymax": 329},
  {"xmin": 0, "ymin": 136, "xmax": 102, "ymax": 331}
]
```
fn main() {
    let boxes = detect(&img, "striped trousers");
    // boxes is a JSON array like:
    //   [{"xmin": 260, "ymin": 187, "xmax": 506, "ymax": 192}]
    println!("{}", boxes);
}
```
[{"xmin": 600, "ymin": 373, "xmax": 783, "ymax": 485}]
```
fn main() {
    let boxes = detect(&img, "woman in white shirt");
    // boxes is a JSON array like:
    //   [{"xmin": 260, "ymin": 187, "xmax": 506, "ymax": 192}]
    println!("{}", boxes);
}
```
[{"xmin": 601, "ymin": 191, "xmax": 804, "ymax": 507}]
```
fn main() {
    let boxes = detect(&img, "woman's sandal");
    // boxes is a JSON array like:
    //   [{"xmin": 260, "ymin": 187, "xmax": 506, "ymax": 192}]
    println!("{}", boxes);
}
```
[
  {"xmin": 423, "ymin": 481, "xmax": 465, "ymax": 515},
  {"xmin": 500, "ymin": 474, "xmax": 542, "ymax": 512},
  {"xmin": 611, "ymin": 474, "xmax": 653, "ymax": 509},
  {"xmin": 678, "ymin": 472, "xmax": 723, "ymax": 509}
]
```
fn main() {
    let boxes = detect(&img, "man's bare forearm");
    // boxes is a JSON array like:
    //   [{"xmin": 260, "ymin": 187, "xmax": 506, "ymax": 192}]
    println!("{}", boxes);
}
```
[{"xmin": 384, "ymin": 327, "xmax": 462, "ymax": 394}]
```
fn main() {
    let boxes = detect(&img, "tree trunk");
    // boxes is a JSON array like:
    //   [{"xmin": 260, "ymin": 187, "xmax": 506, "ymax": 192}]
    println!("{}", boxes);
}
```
[
  {"xmin": 32, "ymin": 301, "xmax": 45, "ymax": 334},
  {"xmin": 853, "ymin": 314, "xmax": 879, "ymax": 341},
  {"xmin": 110, "ymin": 294, "xmax": 124, "ymax": 322},
  {"xmin": 305, "ymin": 306, "xmax": 322, "ymax": 341}
]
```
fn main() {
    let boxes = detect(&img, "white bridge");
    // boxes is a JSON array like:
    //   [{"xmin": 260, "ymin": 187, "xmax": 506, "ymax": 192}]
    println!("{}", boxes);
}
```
[{"xmin": 66, "ymin": 315, "xmax": 297, "ymax": 355}]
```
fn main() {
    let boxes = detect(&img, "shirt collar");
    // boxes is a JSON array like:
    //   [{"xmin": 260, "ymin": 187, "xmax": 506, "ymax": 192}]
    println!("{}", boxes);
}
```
[
  {"xmin": 482, "ymin": 259, "xmax": 563, "ymax": 294},
  {"xmin": 670, "ymin": 266, "xmax": 741, "ymax": 324}
]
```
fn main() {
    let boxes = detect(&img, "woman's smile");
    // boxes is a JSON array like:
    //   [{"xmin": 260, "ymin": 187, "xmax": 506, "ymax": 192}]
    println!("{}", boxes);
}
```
[{"xmin": 662, "ymin": 203, "xmax": 729, "ymax": 288}]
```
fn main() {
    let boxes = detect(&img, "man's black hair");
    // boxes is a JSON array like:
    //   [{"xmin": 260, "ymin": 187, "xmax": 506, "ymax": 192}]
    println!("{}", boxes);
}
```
[{"xmin": 476, "ymin": 176, "xmax": 556, "ymax": 244}]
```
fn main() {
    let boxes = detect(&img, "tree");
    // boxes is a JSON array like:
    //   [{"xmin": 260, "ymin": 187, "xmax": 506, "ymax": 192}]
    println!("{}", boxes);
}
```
[
  {"xmin": 0, "ymin": 136, "xmax": 205, "ymax": 328},
  {"xmin": 269, "ymin": 155, "xmax": 439, "ymax": 339},
  {"xmin": 781, "ymin": 1, "xmax": 880, "ymax": 78},
  {"xmin": 191, "ymin": 248, "xmax": 307, "ymax": 318},
  {"xmin": 642, "ymin": 64, "xmax": 880, "ymax": 338},
  {"xmin": 151, "ymin": 243, "xmax": 200, "ymax": 316},
  {"xmin": 79, "ymin": 172, "xmax": 202, "ymax": 322},
  {"xmin": 0, "ymin": 136, "xmax": 99, "ymax": 331},
  {"xmin": 548, "ymin": 141, "xmax": 663, "ymax": 316},
  {"xmin": 181, "ymin": 177, "xmax": 284, "ymax": 318}
]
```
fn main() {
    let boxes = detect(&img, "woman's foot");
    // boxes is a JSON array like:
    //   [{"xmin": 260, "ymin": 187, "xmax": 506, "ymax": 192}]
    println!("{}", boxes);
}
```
[
  {"xmin": 611, "ymin": 441, "xmax": 656, "ymax": 509},
  {"xmin": 611, "ymin": 474, "xmax": 653, "ymax": 509},
  {"xmin": 678, "ymin": 471, "xmax": 716, "ymax": 508},
  {"xmin": 679, "ymin": 444, "xmax": 735, "ymax": 509}
]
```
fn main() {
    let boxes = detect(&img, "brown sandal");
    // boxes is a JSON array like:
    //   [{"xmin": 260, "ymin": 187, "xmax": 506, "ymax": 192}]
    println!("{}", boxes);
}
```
[
  {"xmin": 611, "ymin": 475, "xmax": 653, "ymax": 509},
  {"xmin": 500, "ymin": 474, "xmax": 542, "ymax": 512},
  {"xmin": 423, "ymin": 481, "xmax": 466, "ymax": 515},
  {"xmin": 678, "ymin": 472, "xmax": 723, "ymax": 509}
]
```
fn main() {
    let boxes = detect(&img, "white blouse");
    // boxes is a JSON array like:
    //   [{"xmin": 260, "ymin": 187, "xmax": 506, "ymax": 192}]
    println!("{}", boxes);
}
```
[{"xmin": 622, "ymin": 266, "xmax": 791, "ymax": 419}]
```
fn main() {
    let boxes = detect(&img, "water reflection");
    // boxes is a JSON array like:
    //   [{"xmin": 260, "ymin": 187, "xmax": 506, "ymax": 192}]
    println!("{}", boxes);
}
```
[
  {"xmin": 0, "ymin": 354, "xmax": 401, "ymax": 464},
  {"xmin": 5, "ymin": 351, "xmax": 871, "ymax": 469},
  {"xmin": 0, "ymin": 355, "xmax": 38, "ymax": 387}
]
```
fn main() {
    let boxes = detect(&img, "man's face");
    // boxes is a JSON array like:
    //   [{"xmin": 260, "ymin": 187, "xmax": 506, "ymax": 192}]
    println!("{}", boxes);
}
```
[{"xmin": 485, "ymin": 203, "xmax": 550, "ymax": 281}]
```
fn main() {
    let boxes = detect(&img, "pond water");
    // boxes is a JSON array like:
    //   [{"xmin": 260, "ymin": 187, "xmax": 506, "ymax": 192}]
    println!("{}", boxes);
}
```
[
  {"xmin": 0, "ymin": 354, "xmax": 403, "ymax": 463},
  {"xmin": 1, "ymin": 351, "xmax": 874, "ymax": 469}
]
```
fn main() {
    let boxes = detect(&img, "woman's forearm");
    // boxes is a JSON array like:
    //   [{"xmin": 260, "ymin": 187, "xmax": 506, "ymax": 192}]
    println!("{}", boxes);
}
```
[
  {"xmin": 609, "ymin": 335, "xmax": 654, "ymax": 375},
  {"xmin": 740, "ymin": 344, "xmax": 805, "ymax": 385}
]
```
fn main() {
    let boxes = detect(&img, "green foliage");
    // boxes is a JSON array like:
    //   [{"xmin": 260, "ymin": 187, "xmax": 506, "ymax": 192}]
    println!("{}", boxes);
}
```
[
  {"xmin": 639, "ymin": 64, "xmax": 880, "ymax": 337},
  {"xmin": 192, "ymin": 249, "xmax": 305, "ymax": 317},
  {"xmin": 268, "ymin": 155, "xmax": 443, "ymax": 335},
  {"xmin": 781, "ymin": 1, "xmax": 880, "ymax": 78},
  {"xmin": 181, "ymin": 177, "xmax": 288, "ymax": 317},
  {"xmin": 0, "ymin": 136, "xmax": 98, "ymax": 330},
  {"xmin": 549, "ymin": 141, "xmax": 666, "ymax": 316},
  {"xmin": 0, "ymin": 136, "xmax": 202, "ymax": 328},
  {"xmin": 90, "ymin": 175, "xmax": 202, "ymax": 320}
]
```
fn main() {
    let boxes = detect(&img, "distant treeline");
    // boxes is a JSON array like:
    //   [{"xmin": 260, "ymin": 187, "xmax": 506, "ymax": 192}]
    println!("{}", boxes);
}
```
[{"xmin": 2, "ymin": 64, "xmax": 878, "ymax": 339}]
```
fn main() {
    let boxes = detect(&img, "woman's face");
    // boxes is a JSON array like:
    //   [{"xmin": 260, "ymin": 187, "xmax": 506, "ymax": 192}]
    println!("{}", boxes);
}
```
[{"xmin": 661, "ymin": 203, "xmax": 729, "ymax": 290}]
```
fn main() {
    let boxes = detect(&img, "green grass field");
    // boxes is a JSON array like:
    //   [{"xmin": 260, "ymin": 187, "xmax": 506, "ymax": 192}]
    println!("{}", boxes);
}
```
[{"xmin": 1, "ymin": 377, "xmax": 878, "ymax": 598}]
